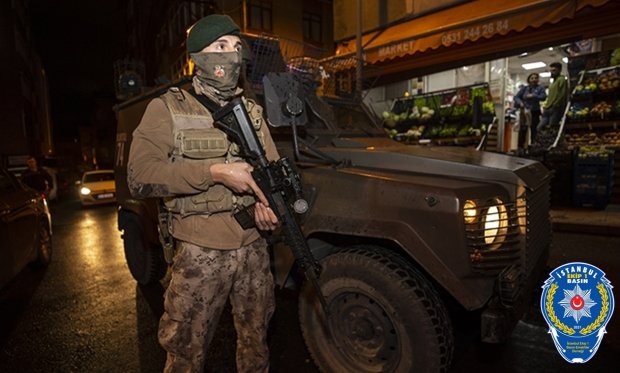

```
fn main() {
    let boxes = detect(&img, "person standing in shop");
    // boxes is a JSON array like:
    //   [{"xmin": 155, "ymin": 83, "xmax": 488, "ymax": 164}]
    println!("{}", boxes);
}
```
[
  {"xmin": 127, "ymin": 14, "xmax": 280, "ymax": 373},
  {"xmin": 514, "ymin": 72, "xmax": 546, "ymax": 145},
  {"xmin": 537, "ymin": 62, "xmax": 568, "ymax": 133}
]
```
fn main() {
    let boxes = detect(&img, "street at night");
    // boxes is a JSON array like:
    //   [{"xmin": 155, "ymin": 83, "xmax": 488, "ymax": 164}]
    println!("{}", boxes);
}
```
[
  {"xmin": 0, "ymin": 198, "xmax": 619, "ymax": 372},
  {"xmin": 2, "ymin": 1, "xmax": 620, "ymax": 372}
]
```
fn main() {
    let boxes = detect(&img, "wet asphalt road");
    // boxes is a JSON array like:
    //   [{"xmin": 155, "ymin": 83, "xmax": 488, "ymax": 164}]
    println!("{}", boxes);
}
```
[
  {"xmin": 0, "ymin": 197, "xmax": 619, "ymax": 372},
  {"xmin": 0, "ymin": 198, "xmax": 316, "ymax": 373}
]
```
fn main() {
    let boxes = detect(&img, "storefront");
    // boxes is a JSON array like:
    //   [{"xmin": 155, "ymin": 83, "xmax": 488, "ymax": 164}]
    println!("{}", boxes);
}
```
[
  {"xmin": 334, "ymin": 0, "xmax": 618, "ymax": 83},
  {"xmin": 325, "ymin": 0, "xmax": 620, "ymax": 207}
]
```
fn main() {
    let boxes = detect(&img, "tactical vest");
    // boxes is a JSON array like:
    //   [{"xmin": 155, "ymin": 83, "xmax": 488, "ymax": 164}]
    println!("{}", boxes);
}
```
[{"xmin": 160, "ymin": 87, "xmax": 265, "ymax": 217}]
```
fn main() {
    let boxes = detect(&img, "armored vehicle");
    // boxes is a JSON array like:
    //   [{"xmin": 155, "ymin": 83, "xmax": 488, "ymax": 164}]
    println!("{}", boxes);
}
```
[{"xmin": 114, "ymin": 66, "xmax": 551, "ymax": 372}]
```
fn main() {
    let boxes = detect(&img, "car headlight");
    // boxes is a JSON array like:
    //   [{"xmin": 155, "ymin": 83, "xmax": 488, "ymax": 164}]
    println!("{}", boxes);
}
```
[
  {"xmin": 80, "ymin": 187, "xmax": 92, "ymax": 195},
  {"xmin": 463, "ymin": 198, "xmax": 509, "ymax": 250}
]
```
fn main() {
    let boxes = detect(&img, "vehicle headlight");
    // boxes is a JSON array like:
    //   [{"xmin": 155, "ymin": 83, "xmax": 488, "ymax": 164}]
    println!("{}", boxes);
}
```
[
  {"xmin": 80, "ymin": 187, "xmax": 91, "ymax": 195},
  {"xmin": 463, "ymin": 200, "xmax": 477, "ymax": 223},
  {"xmin": 463, "ymin": 198, "xmax": 509, "ymax": 250}
]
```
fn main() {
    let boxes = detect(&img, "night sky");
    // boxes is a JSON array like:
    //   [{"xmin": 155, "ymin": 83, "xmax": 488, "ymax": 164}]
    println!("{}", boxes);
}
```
[{"xmin": 29, "ymin": 0, "xmax": 127, "ymax": 140}]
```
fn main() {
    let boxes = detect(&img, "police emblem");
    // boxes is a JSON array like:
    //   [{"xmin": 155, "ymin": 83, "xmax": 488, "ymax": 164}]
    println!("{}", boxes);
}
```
[
  {"xmin": 214, "ymin": 65, "xmax": 225, "ymax": 78},
  {"xmin": 540, "ymin": 262, "xmax": 614, "ymax": 363}
]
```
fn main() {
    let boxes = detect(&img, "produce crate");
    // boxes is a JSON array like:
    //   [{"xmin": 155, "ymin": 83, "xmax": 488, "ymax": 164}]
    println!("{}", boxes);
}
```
[
  {"xmin": 544, "ymin": 149, "xmax": 574, "ymax": 207},
  {"xmin": 572, "ymin": 149, "xmax": 615, "ymax": 209}
]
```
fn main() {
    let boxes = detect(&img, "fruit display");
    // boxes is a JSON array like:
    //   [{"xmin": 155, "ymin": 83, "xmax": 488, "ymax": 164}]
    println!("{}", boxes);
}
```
[
  {"xmin": 576, "ymin": 145, "xmax": 615, "ymax": 157},
  {"xmin": 564, "ymin": 131, "xmax": 620, "ymax": 147},
  {"xmin": 566, "ymin": 65, "xmax": 619, "ymax": 125},
  {"xmin": 611, "ymin": 48, "xmax": 620, "ymax": 66},
  {"xmin": 573, "ymin": 81, "xmax": 598, "ymax": 96},
  {"xmin": 566, "ymin": 103, "xmax": 590, "ymax": 122},
  {"xmin": 597, "ymin": 68, "xmax": 619, "ymax": 92},
  {"xmin": 589, "ymin": 101, "xmax": 613, "ymax": 119}
]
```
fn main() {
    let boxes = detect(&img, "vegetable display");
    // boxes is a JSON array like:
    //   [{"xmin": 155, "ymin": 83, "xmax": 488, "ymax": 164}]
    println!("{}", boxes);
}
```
[{"xmin": 382, "ymin": 83, "xmax": 495, "ymax": 145}]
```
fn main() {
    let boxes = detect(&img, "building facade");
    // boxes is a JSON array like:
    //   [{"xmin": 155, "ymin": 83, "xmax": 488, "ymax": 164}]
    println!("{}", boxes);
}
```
[
  {"xmin": 0, "ymin": 0, "xmax": 54, "ymax": 164},
  {"xmin": 115, "ymin": 0, "xmax": 335, "ymax": 100}
]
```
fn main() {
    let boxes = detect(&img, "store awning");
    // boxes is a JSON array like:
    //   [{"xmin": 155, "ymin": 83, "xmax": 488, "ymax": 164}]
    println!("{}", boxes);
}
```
[{"xmin": 334, "ymin": 0, "xmax": 613, "ymax": 65}]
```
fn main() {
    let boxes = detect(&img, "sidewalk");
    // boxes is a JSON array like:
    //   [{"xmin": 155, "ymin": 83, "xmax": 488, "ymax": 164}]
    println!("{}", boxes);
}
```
[{"xmin": 550, "ymin": 204, "xmax": 620, "ymax": 236}]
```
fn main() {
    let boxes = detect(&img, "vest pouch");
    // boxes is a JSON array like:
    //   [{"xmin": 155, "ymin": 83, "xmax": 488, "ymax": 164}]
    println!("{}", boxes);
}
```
[
  {"xmin": 164, "ymin": 185, "xmax": 234, "ymax": 216},
  {"xmin": 190, "ymin": 184, "xmax": 233, "ymax": 213},
  {"xmin": 179, "ymin": 128, "xmax": 229, "ymax": 159}
]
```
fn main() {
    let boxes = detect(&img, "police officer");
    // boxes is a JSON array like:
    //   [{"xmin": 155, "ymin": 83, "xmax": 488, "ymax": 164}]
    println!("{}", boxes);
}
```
[{"xmin": 127, "ymin": 14, "xmax": 279, "ymax": 373}]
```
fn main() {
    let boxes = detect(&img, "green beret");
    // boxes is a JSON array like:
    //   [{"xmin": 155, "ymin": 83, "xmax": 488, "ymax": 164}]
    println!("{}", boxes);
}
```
[{"xmin": 187, "ymin": 14, "xmax": 241, "ymax": 53}]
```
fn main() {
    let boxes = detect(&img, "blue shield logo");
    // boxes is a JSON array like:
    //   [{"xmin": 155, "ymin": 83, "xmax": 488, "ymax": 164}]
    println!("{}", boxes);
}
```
[{"xmin": 541, "ymin": 262, "xmax": 614, "ymax": 363}]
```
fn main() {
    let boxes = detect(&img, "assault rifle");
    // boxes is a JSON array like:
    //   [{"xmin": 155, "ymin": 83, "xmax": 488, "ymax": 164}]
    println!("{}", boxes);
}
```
[{"xmin": 209, "ymin": 96, "xmax": 329, "ymax": 317}]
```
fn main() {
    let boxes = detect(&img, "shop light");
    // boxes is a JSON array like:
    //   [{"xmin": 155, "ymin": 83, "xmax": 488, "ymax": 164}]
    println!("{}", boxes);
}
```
[
  {"xmin": 522, "ymin": 62, "xmax": 546, "ymax": 70},
  {"xmin": 562, "ymin": 57, "xmax": 568, "ymax": 63},
  {"xmin": 540, "ymin": 72, "xmax": 551, "ymax": 78}
]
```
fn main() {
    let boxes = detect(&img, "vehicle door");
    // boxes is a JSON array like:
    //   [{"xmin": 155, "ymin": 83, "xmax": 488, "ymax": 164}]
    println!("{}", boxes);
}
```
[{"xmin": 0, "ymin": 169, "xmax": 38, "ymax": 286}]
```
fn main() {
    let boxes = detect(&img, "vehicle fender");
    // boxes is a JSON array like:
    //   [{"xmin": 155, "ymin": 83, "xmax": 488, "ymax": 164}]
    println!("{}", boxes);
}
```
[
  {"xmin": 302, "ymin": 215, "xmax": 492, "ymax": 310},
  {"xmin": 291, "ymin": 167, "xmax": 499, "ymax": 310}
]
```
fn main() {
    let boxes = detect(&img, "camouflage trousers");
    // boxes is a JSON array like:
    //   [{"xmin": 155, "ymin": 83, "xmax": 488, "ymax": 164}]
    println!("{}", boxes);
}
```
[{"xmin": 158, "ymin": 238, "xmax": 275, "ymax": 373}]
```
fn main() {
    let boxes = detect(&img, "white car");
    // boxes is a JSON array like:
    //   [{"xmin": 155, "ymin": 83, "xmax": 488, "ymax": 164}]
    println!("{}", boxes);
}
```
[{"xmin": 78, "ymin": 170, "xmax": 116, "ymax": 206}]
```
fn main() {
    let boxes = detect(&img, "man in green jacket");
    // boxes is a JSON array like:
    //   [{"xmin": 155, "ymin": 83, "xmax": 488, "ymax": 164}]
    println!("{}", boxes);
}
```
[{"xmin": 537, "ymin": 62, "xmax": 568, "ymax": 133}]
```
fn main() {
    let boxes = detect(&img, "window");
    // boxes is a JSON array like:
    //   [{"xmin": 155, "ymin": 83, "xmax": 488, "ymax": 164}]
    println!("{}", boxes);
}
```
[
  {"xmin": 248, "ymin": 0, "xmax": 272, "ymax": 32},
  {"xmin": 84, "ymin": 172, "xmax": 115, "ymax": 183},
  {"xmin": 303, "ymin": 11, "xmax": 322, "ymax": 43}
]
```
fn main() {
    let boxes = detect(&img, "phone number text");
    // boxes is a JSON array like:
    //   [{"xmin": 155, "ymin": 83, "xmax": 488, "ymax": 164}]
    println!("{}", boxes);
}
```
[{"xmin": 441, "ymin": 19, "xmax": 509, "ymax": 46}]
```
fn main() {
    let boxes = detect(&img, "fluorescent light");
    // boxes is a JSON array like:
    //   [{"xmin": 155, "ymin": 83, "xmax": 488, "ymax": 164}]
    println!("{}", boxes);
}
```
[
  {"xmin": 540, "ymin": 72, "xmax": 551, "ymax": 78},
  {"xmin": 562, "ymin": 57, "xmax": 568, "ymax": 63},
  {"xmin": 522, "ymin": 62, "xmax": 546, "ymax": 70}
]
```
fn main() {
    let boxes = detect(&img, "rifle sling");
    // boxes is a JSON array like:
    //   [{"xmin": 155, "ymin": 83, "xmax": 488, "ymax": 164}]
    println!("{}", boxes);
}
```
[{"xmin": 188, "ymin": 88, "xmax": 222, "ymax": 114}]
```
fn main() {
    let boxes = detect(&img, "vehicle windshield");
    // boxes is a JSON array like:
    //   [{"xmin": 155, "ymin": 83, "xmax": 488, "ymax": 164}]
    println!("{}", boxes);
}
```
[
  {"xmin": 305, "ymin": 98, "xmax": 382, "ymax": 135},
  {"xmin": 84, "ymin": 172, "xmax": 114, "ymax": 183}
]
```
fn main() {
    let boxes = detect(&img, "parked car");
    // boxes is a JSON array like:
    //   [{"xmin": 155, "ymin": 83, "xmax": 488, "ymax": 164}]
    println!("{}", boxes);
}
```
[
  {"xmin": 0, "ymin": 166, "xmax": 52, "ymax": 289},
  {"xmin": 8, "ymin": 164, "xmax": 58, "ymax": 202},
  {"xmin": 78, "ymin": 170, "xmax": 116, "ymax": 206}
]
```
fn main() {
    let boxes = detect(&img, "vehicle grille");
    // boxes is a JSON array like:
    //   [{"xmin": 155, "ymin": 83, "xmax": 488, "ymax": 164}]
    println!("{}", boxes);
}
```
[{"xmin": 466, "ymin": 179, "xmax": 551, "ymax": 277}]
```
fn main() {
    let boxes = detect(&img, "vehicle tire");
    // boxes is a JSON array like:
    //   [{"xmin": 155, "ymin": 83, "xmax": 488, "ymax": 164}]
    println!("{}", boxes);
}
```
[
  {"xmin": 31, "ymin": 220, "xmax": 52, "ymax": 268},
  {"xmin": 299, "ymin": 245, "xmax": 453, "ymax": 373},
  {"xmin": 122, "ymin": 218, "xmax": 166, "ymax": 285}
]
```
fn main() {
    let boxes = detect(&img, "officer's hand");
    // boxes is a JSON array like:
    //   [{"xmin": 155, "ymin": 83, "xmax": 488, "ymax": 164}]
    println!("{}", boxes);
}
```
[
  {"xmin": 210, "ymin": 162, "xmax": 269, "ymax": 206},
  {"xmin": 254, "ymin": 201, "xmax": 279, "ymax": 231}
]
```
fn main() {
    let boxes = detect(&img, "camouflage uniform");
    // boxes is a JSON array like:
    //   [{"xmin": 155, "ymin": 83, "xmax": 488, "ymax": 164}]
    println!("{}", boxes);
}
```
[{"xmin": 159, "ymin": 238, "xmax": 274, "ymax": 373}]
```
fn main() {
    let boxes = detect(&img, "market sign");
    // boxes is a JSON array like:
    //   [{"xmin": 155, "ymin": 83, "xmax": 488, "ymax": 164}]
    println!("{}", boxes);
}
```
[{"xmin": 336, "ymin": 0, "xmax": 612, "ymax": 64}]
